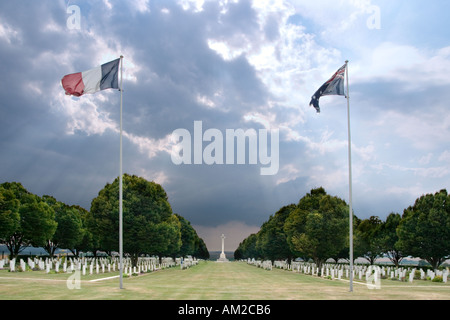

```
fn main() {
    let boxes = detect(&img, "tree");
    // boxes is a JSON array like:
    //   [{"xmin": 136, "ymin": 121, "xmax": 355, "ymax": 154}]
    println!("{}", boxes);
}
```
[
  {"xmin": 68, "ymin": 205, "xmax": 92, "ymax": 257},
  {"xmin": 0, "ymin": 182, "xmax": 57, "ymax": 259},
  {"xmin": 20, "ymin": 200, "xmax": 57, "ymax": 248},
  {"xmin": 88, "ymin": 178, "xmax": 121, "ymax": 255},
  {"xmin": 378, "ymin": 213, "xmax": 404, "ymax": 267},
  {"xmin": 151, "ymin": 214, "xmax": 182, "ymax": 264},
  {"xmin": 0, "ymin": 186, "xmax": 20, "ymax": 249},
  {"xmin": 174, "ymin": 213, "xmax": 209, "ymax": 259},
  {"xmin": 330, "ymin": 215, "xmax": 361, "ymax": 264},
  {"xmin": 89, "ymin": 174, "xmax": 180, "ymax": 266},
  {"xmin": 257, "ymin": 205, "xmax": 296, "ymax": 263},
  {"xmin": 194, "ymin": 237, "xmax": 209, "ymax": 260},
  {"xmin": 354, "ymin": 216, "xmax": 383, "ymax": 265},
  {"xmin": 397, "ymin": 189, "xmax": 450, "ymax": 269},
  {"xmin": 288, "ymin": 188, "xmax": 349, "ymax": 270},
  {"xmin": 235, "ymin": 233, "xmax": 260, "ymax": 260},
  {"xmin": 42, "ymin": 196, "xmax": 84, "ymax": 257},
  {"xmin": 175, "ymin": 214, "xmax": 197, "ymax": 258},
  {"xmin": 284, "ymin": 206, "xmax": 308, "ymax": 260}
]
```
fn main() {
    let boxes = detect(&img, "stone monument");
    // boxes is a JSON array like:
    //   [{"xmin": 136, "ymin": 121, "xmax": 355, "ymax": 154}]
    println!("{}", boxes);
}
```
[{"xmin": 217, "ymin": 234, "xmax": 229, "ymax": 262}]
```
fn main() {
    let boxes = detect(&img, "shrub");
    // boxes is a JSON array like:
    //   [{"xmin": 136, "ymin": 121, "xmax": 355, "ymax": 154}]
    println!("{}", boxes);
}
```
[
  {"xmin": 432, "ymin": 276, "xmax": 443, "ymax": 283},
  {"xmin": 414, "ymin": 270, "xmax": 421, "ymax": 280},
  {"xmin": 390, "ymin": 277, "xmax": 399, "ymax": 281}
]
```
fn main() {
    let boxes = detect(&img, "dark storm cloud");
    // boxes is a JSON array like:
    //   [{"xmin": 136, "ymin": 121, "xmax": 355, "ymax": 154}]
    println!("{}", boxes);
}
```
[
  {"xmin": 80, "ymin": 0, "xmax": 269, "ymax": 139},
  {"xmin": 0, "ymin": 0, "xmax": 273, "ymax": 222}
]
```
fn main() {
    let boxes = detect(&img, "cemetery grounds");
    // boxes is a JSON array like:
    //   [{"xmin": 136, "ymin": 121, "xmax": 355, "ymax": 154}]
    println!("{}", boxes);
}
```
[{"xmin": 0, "ymin": 260, "xmax": 449, "ymax": 300}]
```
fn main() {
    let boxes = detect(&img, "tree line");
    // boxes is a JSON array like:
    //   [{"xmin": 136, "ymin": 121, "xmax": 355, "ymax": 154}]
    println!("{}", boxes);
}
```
[
  {"xmin": 0, "ymin": 174, "xmax": 209, "ymax": 266},
  {"xmin": 234, "ymin": 187, "xmax": 450, "ymax": 270}
]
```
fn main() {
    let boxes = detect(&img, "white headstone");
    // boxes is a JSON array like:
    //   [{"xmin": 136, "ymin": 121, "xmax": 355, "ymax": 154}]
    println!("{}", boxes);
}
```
[
  {"xmin": 20, "ymin": 259, "xmax": 26, "ymax": 272},
  {"xmin": 10, "ymin": 259, "xmax": 16, "ymax": 272},
  {"xmin": 409, "ymin": 270, "xmax": 414, "ymax": 283}
]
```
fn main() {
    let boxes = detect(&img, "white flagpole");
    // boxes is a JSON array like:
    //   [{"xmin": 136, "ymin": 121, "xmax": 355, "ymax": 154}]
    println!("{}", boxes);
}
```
[
  {"xmin": 119, "ymin": 55, "xmax": 124, "ymax": 289},
  {"xmin": 345, "ymin": 60, "xmax": 354, "ymax": 292}
]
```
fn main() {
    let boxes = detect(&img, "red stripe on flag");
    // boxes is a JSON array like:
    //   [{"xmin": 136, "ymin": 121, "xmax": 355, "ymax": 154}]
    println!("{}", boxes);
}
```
[{"xmin": 61, "ymin": 72, "xmax": 85, "ymax": 97}]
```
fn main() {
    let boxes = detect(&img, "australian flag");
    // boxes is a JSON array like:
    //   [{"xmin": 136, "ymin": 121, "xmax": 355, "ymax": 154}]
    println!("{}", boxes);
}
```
[{"xmin": 310, "ymin": 64, "xmax": 347, "ymax": 113}]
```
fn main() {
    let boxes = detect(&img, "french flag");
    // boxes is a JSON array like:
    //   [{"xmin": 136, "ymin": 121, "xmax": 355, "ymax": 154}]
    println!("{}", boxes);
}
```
[{"xmin": 61, "ymin": 58, "xmax": 120, "ymax": 97}]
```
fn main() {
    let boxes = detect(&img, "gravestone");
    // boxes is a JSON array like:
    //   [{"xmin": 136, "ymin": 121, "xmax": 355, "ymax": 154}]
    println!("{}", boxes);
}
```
[
  {"xmin": 409, "ymin": 270, "xmax": 415, "ymax": 283},
  {"xmin": 10, "ymin": 259, "xmax": 16, "ymax": 272},
  {"xmin": 20, "ymin": 259, "xmax": 26, "ymax": 272}
]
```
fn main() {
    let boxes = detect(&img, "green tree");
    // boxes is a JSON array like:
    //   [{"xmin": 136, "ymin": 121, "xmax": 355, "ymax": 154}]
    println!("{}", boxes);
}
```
[
  {"xmin": 397, "ymin": 189, "xmax": 450, "ymax": 269},
  {"xmin": 42, "ymin": 196, "xmax": 84, "ymax": 257},
  {"xmin": 194, "ymin": 237, "xmax": 209, "ymax": 259},
  {"xmin": 289, "ymin": 188, "xmax": 349, "ymax": 270},
  {"xmin": 0, "ymin": 186, "xmax": 20, "ymax": 249},
  {"xmin": 284, "ymin": 206, "xmax": 308, "ymax": 260},
  {"xmin": 152, "ymin": 214, "xmax": 182, "ymax": 263},
  {"xmin": 89, "ymin": 174, "xmax": 180, "ymax": 266},
  {"xmin": 235, "ymin": 233, "xmax": 260, "ymax": 260},
  {"xmin": 88, "ymin": 178, "xmax": 121, "ymax": 255},
  {"xmin": 257, "ymin": 205, "xmax": 296, "ymax": 263},
  {"xmin": 175, "ymin": 214, "xmax": 197, "ymax": 258},
  {"xmin": 0, "ymin": 182, "xmax": 57, "ymax": 259},
  {"xmin": 68, "ymin": 205, "xmax": 91, "ymax": 257},
  {"xmin": 354, "ymin": 216, "xmax": 383, "ymax": 265},
  {"xmin": 378, "ymin": 213, "xmax": 404, "ymax": 267},
  {"xmin": 174, "ymin": 213, "xmax": 209, "ymax": 259}
]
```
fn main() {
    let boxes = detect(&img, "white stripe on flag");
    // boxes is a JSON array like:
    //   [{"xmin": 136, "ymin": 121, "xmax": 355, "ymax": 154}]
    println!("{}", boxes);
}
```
[{"xmin": 81, "ymin": 66, "xmax": 102, "ymax": 94}]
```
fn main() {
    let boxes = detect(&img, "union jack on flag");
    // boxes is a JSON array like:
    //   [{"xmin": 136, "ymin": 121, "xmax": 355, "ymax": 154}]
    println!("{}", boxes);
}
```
[{"xmin": 310, "ymin": 64, "xmax": 347, "ymax": 113}]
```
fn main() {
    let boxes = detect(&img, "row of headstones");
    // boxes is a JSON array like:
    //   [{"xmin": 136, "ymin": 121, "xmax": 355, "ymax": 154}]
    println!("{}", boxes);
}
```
[
  {"xmin": 123, "ymin": 263, "xmax": 169, "ymax": 276},
  {"xmin": 293, "ymin": 262, "xmax": 449, "ymax": 283},
  {"xmin": 247, "ymin": 259, "xmax": 273, "ymax": 270},
  {"xmin": 178, "ymin": 258, "xmax": 199, "ymax": 270},
  {"xmin": 422, "ymin": 268, "xmax": 448, "ymax": 281},
  {"xmin": 247, "ymin": 259, "xmax": 449, "ymax": 283},
  {"xmin": 1, "ymin": 257, "xmax": 177, "ymax": 274}
]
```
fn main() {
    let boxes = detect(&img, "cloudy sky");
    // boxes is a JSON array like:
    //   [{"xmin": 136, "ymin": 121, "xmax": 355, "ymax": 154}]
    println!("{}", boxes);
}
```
[{"xmin": 1, "ymin": 0, "xmax": 449, "ymax": 251}]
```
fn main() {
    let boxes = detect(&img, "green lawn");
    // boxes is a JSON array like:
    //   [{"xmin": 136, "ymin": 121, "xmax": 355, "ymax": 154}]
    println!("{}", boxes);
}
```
[{"xmin": 0, "ymin": 261, "xmax": 449, "ymax": 300}]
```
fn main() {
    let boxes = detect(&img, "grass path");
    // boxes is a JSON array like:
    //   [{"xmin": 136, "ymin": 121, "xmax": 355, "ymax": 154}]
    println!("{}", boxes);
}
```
[{"xmin": 0, "ymin": 261, "xmax": 449, "ymax": 300}]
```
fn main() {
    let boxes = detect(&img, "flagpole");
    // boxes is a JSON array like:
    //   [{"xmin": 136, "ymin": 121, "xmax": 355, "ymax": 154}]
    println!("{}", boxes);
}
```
[
  {"xmin": 119, "ymin": 55, "xmax": 124, "ymax": 290},
  {"xmin": 345, "ymin": 60, "xmax": 354, "ymax": 292}
]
